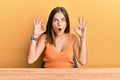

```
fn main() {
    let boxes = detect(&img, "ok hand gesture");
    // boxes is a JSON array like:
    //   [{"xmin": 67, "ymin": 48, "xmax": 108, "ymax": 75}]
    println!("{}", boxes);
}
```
[
  {"xmin": 74, "ymin": 17, "xmax": 88, "ymax": 39},
  {"xmin": 33, "ymin": 17, "xmax": 46, "ymax": 37}
]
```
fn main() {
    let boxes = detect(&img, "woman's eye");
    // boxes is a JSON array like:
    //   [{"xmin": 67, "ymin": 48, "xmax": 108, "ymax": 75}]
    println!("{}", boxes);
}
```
[
  {"xmin": 53, "ymin": 18, "xmax": 66, "ymax": 23},
  {"xmin": 61, "ymin": 18, "xmax": 66, "ymax": 22},
  {"xmin": 53, "ymin": 19, "xmax": 58, "ymax": 23}
]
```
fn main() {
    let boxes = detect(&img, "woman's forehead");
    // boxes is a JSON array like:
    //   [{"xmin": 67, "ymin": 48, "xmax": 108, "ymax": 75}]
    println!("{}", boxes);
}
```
[{"xmin": 53, "ymin": 12, "xmax": 65, "ymax": 19}]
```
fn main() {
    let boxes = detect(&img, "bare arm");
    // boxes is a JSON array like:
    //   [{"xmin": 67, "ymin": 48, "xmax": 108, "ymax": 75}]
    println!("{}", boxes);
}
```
[
  {"xmin": 28, "ymin": 18, "xmax": 46, "ymax": 64},
  {"xmin": 73, "ymin": 17, "xmax": 88, "ymax": 65},
  {"xmin": 28, "ymin": 35, "xmax": 46, "ymax": 64}
]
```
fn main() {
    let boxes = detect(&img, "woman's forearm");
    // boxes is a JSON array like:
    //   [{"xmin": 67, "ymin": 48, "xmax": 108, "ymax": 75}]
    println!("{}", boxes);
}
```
[
  {"xmin": 28, "ymin": 40, "xmax": 37, "ymax": 64},
  {"xmin": 79, "ymin": 37, "xmax": 87, "ymax": 65}
]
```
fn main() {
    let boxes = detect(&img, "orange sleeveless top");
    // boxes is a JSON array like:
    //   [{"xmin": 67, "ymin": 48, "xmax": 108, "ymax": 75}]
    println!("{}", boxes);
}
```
[{"xmin": 43, "ymin": 35, "xmax": 74, "ymax": 68}]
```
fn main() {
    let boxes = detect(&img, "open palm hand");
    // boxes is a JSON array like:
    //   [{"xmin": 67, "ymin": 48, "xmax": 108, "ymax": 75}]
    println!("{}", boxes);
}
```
[
  {"xmin": 33, "ymin": 17, "xmax": 46, "ymax": 37},
  {"xmin": 74, "ymin": 17, "xmax": 88, "ymax": 39}
]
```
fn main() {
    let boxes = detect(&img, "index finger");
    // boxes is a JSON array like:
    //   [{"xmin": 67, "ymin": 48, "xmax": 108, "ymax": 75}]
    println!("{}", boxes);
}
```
[
  {"xmin": 39, "ymin": 17, "xmax": 43, "ymax": 25},
  {"xmin": 84, "ymin": 21, "xmax": 88, "ymax": 28},
  {"xmin": 78, "ymin": 17, "xmax": 81, "ymax": 25}
]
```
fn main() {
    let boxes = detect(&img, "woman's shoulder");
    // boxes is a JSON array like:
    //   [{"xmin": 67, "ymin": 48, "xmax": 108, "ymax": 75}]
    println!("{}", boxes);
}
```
[
  {"xmin": 66, "ymin": 33, "xmax": 78, "ymax": 43},
  {"xmin": 68, "ymin": 33, "xmax": 78, "ymax": 40},
  {"xmin": 41, "ymin": 33, "xmax": 47, "ymax": 38},
  {"xmin": 38, "ymin": 34, "xmax": 47, "ymax": 42}
]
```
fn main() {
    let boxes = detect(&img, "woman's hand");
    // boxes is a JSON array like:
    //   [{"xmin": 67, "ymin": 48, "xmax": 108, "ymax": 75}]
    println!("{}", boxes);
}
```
[
  {"xmin": 33, "ymin": 17, "xmax": 46, "ymax": 37},
  {"xmin": 74, "ymin": 17, "xmax": 88, "ymax": 39}
]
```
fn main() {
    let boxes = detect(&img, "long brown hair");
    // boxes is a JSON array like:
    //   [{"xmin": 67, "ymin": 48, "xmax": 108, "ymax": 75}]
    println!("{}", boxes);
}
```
[{"xmin": 44, "ymin": 7, "xmax": 70, "ymax": 45}]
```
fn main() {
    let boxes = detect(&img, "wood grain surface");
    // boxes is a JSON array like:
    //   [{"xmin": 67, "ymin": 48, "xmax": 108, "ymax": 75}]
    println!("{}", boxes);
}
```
[{"xmin": 0, "ymin": 68, "xmax": 120, "ymax": 80}]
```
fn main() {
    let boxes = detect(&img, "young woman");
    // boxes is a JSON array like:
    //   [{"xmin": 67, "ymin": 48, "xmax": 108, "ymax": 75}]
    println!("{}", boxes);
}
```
[{"xmin": 28, "ymin": 7, "xmax": 88, "ymax": 68}]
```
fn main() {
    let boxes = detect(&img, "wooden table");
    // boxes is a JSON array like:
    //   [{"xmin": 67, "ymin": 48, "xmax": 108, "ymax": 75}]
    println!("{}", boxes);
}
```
[{"xmin": 0, "ymin": 68, "xmax": 120, "ymax": 80}]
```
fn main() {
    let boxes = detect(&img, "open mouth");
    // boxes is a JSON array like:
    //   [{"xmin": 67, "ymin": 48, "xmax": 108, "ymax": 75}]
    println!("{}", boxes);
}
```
[{"xmin": 58, "ymin": 28, "xmax": 62, "ymax": 31}]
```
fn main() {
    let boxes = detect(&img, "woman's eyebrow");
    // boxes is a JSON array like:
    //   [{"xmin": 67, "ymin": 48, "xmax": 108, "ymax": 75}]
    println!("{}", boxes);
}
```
[
  {"xmin": 53, "ymin": 18, "xmax": 58, "ymax": 20},
  {"xmin": 53, "ymin": 17, "xmax": 65, "ymax": 20}
]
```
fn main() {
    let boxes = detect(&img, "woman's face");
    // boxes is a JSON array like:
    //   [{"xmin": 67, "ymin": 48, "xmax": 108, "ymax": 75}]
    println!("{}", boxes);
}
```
[{"xmin": 52, "ymin": 12, "xmax": 67, "ymax": 36}]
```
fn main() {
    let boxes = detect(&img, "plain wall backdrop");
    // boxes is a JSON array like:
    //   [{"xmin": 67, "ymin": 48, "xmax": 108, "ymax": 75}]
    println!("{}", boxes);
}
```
[{"xmin": 0, "ymin": 0, "xmax": 120, "ymax": 68}]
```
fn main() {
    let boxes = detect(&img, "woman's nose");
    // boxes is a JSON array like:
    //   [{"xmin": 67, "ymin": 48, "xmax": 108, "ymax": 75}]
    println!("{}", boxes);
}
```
[{"xmin": 57, "ymin": 21, "xmax": 61, "ymax": 26}]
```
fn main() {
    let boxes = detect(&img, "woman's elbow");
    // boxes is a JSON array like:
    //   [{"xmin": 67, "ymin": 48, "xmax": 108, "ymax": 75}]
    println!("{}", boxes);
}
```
[
  {"xmin": 79, "ymin": 60, "xmax": 87, "ymax": 66},
  {"xmin": 28, "ymin": 60, "xmax": 33, "ymax": 64},
  {"xmin": 80, "ymin": 61, "xmax": 87, "ymax": 66},
  {"xmin": 28, "ymin": 58, "xmax": 35, "ymax": 64}
]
